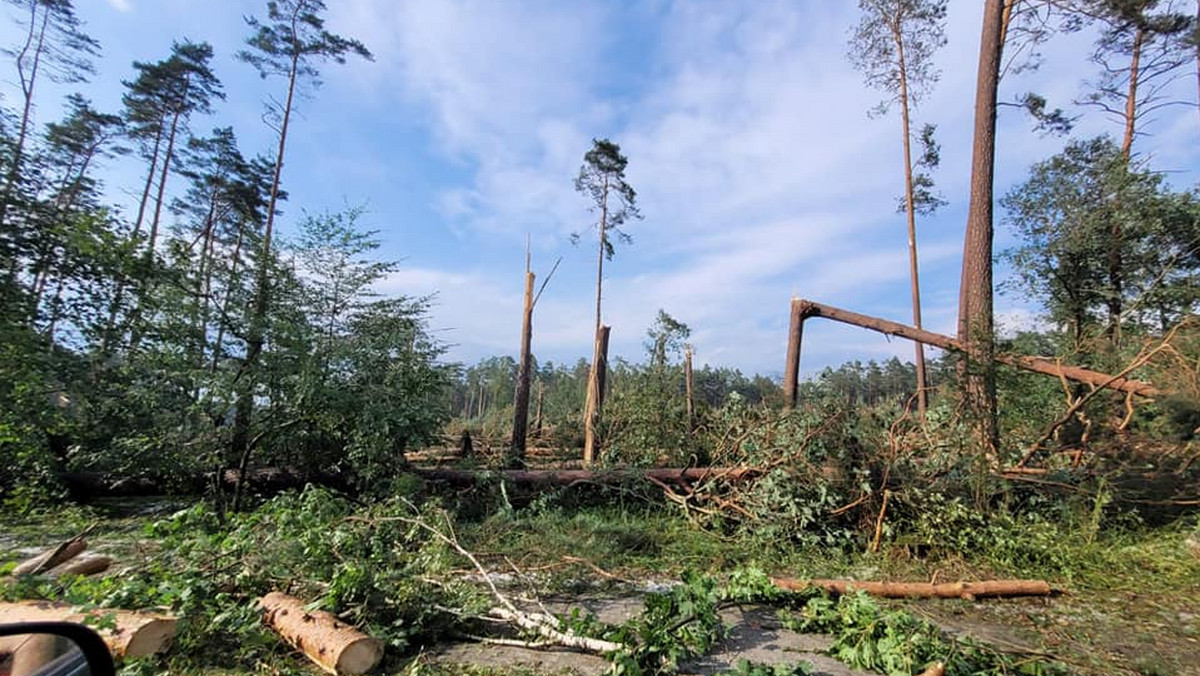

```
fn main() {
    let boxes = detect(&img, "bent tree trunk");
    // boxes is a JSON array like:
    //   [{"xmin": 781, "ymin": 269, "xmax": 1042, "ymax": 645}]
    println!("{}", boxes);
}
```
[{"xmin": 790, "ymin": 299, "xmax": 1159, "ymax": 398}]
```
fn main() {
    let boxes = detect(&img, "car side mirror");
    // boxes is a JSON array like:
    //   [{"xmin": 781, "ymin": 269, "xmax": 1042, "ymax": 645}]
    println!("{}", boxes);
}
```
[{"xmin": 0, "ymin": 622, "xmax": 116, "ymax": 676}]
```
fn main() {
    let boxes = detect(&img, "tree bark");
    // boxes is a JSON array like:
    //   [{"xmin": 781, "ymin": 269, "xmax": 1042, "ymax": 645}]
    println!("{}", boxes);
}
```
[
  {"xmin": 509, "ymin": 270, "xmax": 535, "ymax": 465},
  {"xmin": 895, "ymin": 22, "xmax": 929, "ymax": 417},
  {"xmin": 795, "ymin": 299, "xmax": 1159, "ymax": 397},
  {"xmin": 0, "ymin": 601, "xmax": 177, "ymax": 658},
  {"xmin": 783, "ymin": 298, "xmax": 805, "ymax": 410},
  {"xmin": 958, "ymin": 0, "xmax": 1006, "ymax": 458},
  {"xmin": 582, "ymin": 324, "xmax": 610, "ymax": 465},
  {"xmin": 772, "ymin": 577, "xmax": 1053, "ymax": 600},
  {"xmin": 231, "ymin": 44, "xmax": 301, "ymax": 496},
  {"xmin": 258, "ymin": 592, "xmax": 383, "ymax": 676},
  {"xmin": 0, "ymin": 3, "xmax": 49, "ymax": 233}
]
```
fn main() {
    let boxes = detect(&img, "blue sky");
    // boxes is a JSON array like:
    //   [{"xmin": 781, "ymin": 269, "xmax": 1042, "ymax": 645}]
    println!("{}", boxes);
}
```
[{"xmin": 3, "ymin": 0, "xmax": 1199, "ymax": 378}]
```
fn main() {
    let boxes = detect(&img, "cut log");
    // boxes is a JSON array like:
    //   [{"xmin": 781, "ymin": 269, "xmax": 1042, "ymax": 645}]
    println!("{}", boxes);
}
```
[
  {"xmin": 11, "ymin": 538, "xmax": 88, "ymax": 576},
  {"xmin": 0, "ymin": 601, "xmax": 176, "ymax": 657},
  {"xmin": 772, "ymin": 577, "xmax": 1054, "ymax": 600},
  {"xmin": 258, "ymin": 592, "xmax": 383, "ymax": 675},
  {"xmin": 414, "ymin": 467, "xmax": 760, "ymax": 486},
  {"xmin": 46, "ymin": 555, "xmax": 112, "ymax": 578}
]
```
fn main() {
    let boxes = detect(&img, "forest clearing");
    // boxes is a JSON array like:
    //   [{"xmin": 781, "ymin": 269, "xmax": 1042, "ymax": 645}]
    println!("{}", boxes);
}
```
[{"xmin": 2, "ymin": 0, "xmax": 1200, "ymax": 675}]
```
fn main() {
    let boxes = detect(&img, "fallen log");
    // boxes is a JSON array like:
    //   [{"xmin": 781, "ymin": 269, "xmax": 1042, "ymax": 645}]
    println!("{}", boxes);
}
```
[
  {"xmin": 258, "ymin": 592, "xmax": 383, "ymax": 675},
  {"xmin": 413, "ymin": 467, "xmax": 760, "ymax": 486},
  {"xmin": 0, "ymin": 601, "xmax": 177, "ymax": 658},
  {"xmin": 794, "ymin": 299, "xmax": 1159, "ymax": 397},
  {"xmin": 771, "ymin": 578, "xmax": 1054, "ymax": 600},
  {"xmin": 46, "ymin": 555, "xmax": 112, "ymax": 578},
  {"xmin": 11, "ymin": 537, "xmax": 88, "ymax": 576}
]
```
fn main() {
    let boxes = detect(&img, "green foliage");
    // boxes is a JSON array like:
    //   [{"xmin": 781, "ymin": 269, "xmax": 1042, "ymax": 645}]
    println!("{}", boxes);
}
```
[
  {"xmin": 7, "ymin": 487, "xmax": 482, "ymax": 671},
  {"xmin": 781, "ymin": 591, "xmax": 1067, "ymax": 676},
  {"xmin": 606, "ymin": 571, "xmax": 726, "ymax": 674},
  {"xmin": 719, "ymin": 659, "xmax": 812, "ymax": 676}
]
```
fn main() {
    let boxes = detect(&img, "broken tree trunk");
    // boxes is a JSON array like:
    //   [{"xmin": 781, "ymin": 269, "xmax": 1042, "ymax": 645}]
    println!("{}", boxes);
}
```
[
  {"xmin": 11, "ymin": 537, "xmax": 87, "ymax": 576},
  {"xmin": 582, "ymin": 324, "xmax": 611, "ymax": 466},
  {"xmin": 258, "ymin": 592, "xmax": 383, "ymax": 675},
  {"xmin": 783, "ymin": 298, "xmax": 805, "ymax": 410},
  {"xmin": 0, "ymin": 601, "xmax": 177, "ymax": 657},
  {"xmin": 772, "ymin": 577, "xmax": 1053, "ymax": 600},
  {"xmin": 509, "ymin": 268, "xmax": 535, "ymax": 465},
  {"xmin": 792, "ymin": 299, "xmax": 1159, "ymax": 398},
  {"xmin": 684, "ymin": 346, "xmax": 696, "ymax": 443}
]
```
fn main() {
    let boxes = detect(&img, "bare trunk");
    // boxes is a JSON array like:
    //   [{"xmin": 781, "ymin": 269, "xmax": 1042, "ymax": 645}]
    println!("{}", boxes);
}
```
[
  {"xmin": 232, "ymin": 47, "xmax": 300, "ymax": 485},
  {"xmin": 684, "ymin": 346, "xmax": 695, "ymax": 437},
  {"xmin": 1109, "ymin": 26, "xmax": 1144, "ymax": 347},
  {"xmin": 0, "ymin": 4, "xmax": 49, "ymax": 234},
  {"xmin": 509, "ymin": 269, "xmax": 535, "ymax": 465},
  {"xmin": 128, "ymin": 104, "xmax": 186, "ymax": 352},
  {"xmin": 209, "ymin": 219, "xmax": 244, "ymax": 374},
  {"xmin": 958, "ymin": 0, "xmax": 1005, "ymax": 458},
  {"xmin": 782, "ymin": 298, "xmax": 805, "ymax": 410},
  {"xmin": 582, "ymin": 325, "xmax": 610, "ymax": 465},
  {"xmin": 895, "ymin": 28, "xmax": 928, "ymax": 417},
  {"xmin": 1122, "ymin": 26, "xmax": 1143, "ymax": 160}
]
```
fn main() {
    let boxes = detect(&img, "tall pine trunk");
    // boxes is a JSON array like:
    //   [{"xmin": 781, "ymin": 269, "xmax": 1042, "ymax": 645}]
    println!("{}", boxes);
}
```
[
  {"xmin": 230, "ymin": 50, "xmax": 299, "ymax": 496},
  {"xmin": 894, "ymin": 21, "xmax": 929, "ymax": 418},
  {"xmin": 0, "ymin": 4, "xmax": 50, "ymax": 236},
  {"xmin": 958, "ymin": 0, "xmax": 1005, "ymax": 459}
]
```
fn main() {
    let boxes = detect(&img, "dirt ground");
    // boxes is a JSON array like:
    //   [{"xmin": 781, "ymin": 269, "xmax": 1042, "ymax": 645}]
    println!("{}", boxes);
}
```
[{"xmin": 430, "ymin": 598, "xmax": 873, "ymax": 676}]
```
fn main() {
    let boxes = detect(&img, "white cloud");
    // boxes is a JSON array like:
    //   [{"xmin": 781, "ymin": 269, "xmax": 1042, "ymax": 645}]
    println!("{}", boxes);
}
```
[
  {"xmin": 334, "ymin": 0, "xmax": 1200, "ymax": 374},
  {"xmin": 106, "ymin": 0, "xmax": 131, "ymax": 12}
]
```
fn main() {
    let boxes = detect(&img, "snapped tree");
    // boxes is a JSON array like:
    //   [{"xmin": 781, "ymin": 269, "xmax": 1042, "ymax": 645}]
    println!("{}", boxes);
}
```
[{"xmin": 573, "ymin": 138, "xmax": 642, "ymax": 465}]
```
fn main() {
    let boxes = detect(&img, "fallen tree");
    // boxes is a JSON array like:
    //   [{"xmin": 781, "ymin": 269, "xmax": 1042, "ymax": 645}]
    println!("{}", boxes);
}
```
[
  {"xmin": 782, "ymin": 298, "xmax": 1159, "ymax": 404},
  {"xmin": 413, "ymin": 466, "xmax": 760, "ymax": 486},
  {"xmin": 0, "ymin": 601, "xmax": 177, "ymax": 657},
  {"xmin": 11, "ymin": 537, "xmax": 88, "ymax": 576},
  {"xmin": 45, "ymin": 555, "xmax": 112, "ymax": 578},
  {"xmin": 772, "ymin": 577, "xmax": 1054, "ymax": 600},
  {"xmin": 258, "ymin": 592, "xmax": 383, "ymax": 675}
]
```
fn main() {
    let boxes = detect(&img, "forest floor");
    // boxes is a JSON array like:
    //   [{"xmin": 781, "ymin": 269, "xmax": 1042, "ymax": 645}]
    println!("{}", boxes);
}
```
[{"xmin": 2, "ymin": 494, "xmax": 1198, "ymax": 676}]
